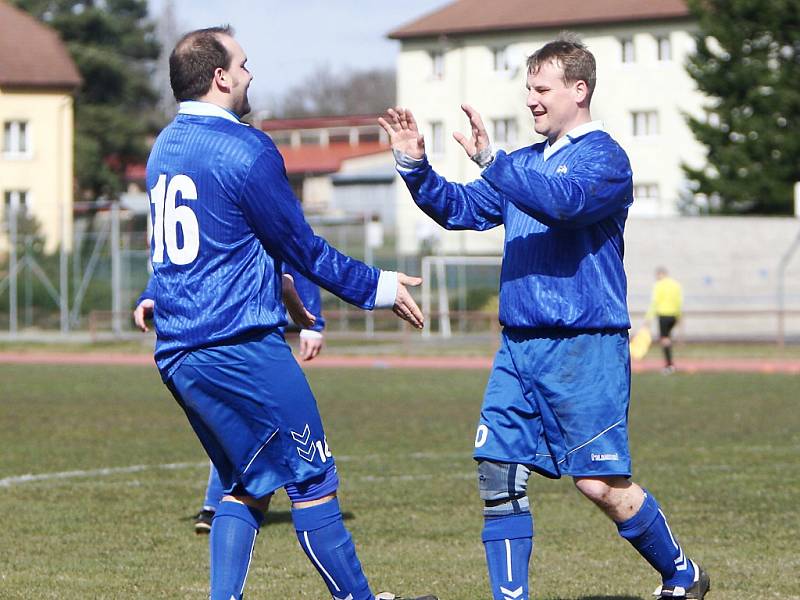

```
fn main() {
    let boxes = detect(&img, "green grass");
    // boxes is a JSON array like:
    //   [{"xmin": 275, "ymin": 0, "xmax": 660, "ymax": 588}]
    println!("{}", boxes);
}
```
[{"xmin": 0, "ymin": 365, "xmax": 798, "ymax": 598}]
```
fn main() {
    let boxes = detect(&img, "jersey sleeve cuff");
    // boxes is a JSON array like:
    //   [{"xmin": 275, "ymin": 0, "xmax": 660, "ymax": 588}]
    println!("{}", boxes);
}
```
[{"xmin": 374, "ymin": 271, "xmax": 398, "ymax": 308}]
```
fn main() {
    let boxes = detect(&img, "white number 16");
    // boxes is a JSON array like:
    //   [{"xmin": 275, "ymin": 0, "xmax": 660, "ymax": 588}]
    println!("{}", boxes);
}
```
[{"xmin": 149, "ymin": 173, "xmax": 200, "ymax": 265}]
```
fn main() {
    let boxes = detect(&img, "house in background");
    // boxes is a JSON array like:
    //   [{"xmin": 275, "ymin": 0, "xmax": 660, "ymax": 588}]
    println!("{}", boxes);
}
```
[
  {"xmin": 388, "ymin": 0, "xmax": 705, "ymax": 254},
  {"xmin": 257, "ymin": 115, "xmax": 396, "ymax": 225},
  {"xmin": 0, "ymin": 0, "xmax": 81, "ymax": 254}
]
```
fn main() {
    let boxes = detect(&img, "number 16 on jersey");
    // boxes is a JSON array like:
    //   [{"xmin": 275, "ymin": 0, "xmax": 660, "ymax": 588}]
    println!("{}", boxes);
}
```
[{"xmin": 149, "ymin": 173, "xmax": 200, "ymax": 266}]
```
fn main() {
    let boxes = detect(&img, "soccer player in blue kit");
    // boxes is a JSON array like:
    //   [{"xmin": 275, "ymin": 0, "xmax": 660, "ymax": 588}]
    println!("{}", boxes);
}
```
[
  {"xmin": 146, "ymin": 25, "xmax": 435, "ymax": 600},
  {"xmin": 134, "ymin": 266, "xmax": 329, "ymax": 534},
  {"xmin": 379, "ymin": 35, "xmax": 710, "ymax": 600}
]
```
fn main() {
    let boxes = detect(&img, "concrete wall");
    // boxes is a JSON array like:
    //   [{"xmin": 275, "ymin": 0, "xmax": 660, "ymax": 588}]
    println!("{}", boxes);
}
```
[{"xmin": 625, "ymin": 216, "xmax": 800, "ymax": 340}]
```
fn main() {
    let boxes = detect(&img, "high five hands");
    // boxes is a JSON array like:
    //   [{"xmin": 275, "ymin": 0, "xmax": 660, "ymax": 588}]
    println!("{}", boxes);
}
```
[{"xmin": 378, "ymin": 105, "xmax": 492, "ymax": 160}]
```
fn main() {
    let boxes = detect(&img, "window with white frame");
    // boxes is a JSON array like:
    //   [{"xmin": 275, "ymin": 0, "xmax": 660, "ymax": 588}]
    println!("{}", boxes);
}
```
[
  {"xmin": 430, "ymin": 50, "xmax": 444, "ymax": 79},
  {"xmin": 631, "ymin": 111, "xmax": 659, "ymax": 136},
  {"xmin": 634, "ymin": 184, "xmax": 660, "ymax": 202},
  {"xmin": 429, "ymin": 121, "xmax": 444, "ymax": 155},
  {"xmin": 3, "ymin": 120, "xmax": 30, "ymax": 155},
  {"xmin": 493, "ymin": 46, "xmax": 510, "ymax": 72},
  {"xmin": 656, "ymin": 35, "xmax": 672, "ymax": 61},
  {"xmin": 492, "ymin": 118, "xmax": 518, "ymax": 147},
  {"xmin": 633, "ymin": 183, "xmax": 661, "ymax": 215},
  {"xmin": 620, "ymin": 38, "xmax": 635, "ymax": 63},
  {"xmin": 3, "ymin": 190, "xmax": 30, "ymax": 218}
]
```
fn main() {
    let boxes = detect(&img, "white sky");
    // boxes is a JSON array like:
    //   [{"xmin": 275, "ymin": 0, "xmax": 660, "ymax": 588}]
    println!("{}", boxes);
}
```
[{"xmin": 148, "ymin": 0, "xmax": 452, "ymax": 110}]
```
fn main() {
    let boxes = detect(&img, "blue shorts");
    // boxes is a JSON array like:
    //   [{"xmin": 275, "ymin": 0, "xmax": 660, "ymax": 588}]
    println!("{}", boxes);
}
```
[
  {"xmin": 166, "ymin": 330, "xmax": 334, "ymax": 499},
  {"xmin": 473, "ymin": 328, "xmax": 632, "ymax": 479}
]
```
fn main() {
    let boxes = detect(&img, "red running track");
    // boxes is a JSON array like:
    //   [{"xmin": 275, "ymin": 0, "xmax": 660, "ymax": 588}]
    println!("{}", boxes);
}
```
[{"xmin": 0, "ymin": 352, "xmax": 798, "ymax": 373}]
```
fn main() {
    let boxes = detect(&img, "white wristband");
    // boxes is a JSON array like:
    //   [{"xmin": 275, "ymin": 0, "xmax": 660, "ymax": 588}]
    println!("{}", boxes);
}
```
[
  {"xmin": 374, "ymin": 271, "xmax": 398, "ymax": 308},
  {"xmin": 300, "ymin": 330, "xmax": 323, "ymax": 340}
]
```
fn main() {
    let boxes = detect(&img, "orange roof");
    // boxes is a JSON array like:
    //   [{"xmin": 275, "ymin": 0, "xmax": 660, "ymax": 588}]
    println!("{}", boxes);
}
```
[
  {"xmin": 389, "ymin": 0, "xmax": 690, "ymax": 39},
  {"xmin": 279, "ymin": 141, "xmax": 390, "ymax": 175},
  {"xmin": 0, "ymin": 1, "xmax": 81, "ymax": 89}
]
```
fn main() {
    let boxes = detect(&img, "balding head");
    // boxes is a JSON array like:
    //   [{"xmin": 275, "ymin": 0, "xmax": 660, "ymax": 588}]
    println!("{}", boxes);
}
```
[{"xmin": 169, "ymin": 26, "xmax": 234, "ymax": 102}]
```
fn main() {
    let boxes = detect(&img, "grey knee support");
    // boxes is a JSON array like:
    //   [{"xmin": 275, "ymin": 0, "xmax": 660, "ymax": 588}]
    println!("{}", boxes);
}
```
[{"xmin": 477, "ymin": 460, "xmax": 531, "ymax": 517}]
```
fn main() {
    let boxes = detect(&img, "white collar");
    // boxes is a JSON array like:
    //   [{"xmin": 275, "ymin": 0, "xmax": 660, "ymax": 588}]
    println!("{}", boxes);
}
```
[
  {"xmin": 543, "ymin": 120, "xmax": 604, "ymax": 161},
  {"xmin": 178, "ymin": 101, "xmax": 246, "ymax": 125}
]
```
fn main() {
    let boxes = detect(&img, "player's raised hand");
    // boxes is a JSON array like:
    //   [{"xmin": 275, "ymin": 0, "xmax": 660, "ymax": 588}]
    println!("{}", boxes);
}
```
[
  {"xmin": 453, "ymin": 103, "xmax": 491, "ymax": 158},
  {"xmin": 392, "ymin": 272, "xmax": 424, "ymax": 329},
  {"xmin": 378, "ymin": 107, "xmax": 426, "ymax": 160},
  {"xmin": 133, "ymin": 298, "xmax": 155, "ymax": 332},
  {"xmin": 281, "ymin": 273, "xmax": 317, "ymax": 329}
]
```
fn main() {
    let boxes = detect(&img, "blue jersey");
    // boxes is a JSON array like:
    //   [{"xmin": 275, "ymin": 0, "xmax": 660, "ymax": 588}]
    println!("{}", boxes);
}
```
[
  {"xmin": 137, "ymin": 264, "xmax": 326, "ymax": 333},
  {"xmin": 146, "ymin": 102, "xmax": 375, "ymax": 378},
  {"xmin": 399, "ymin": 126, "xmax": 633, "ymax": 331}
]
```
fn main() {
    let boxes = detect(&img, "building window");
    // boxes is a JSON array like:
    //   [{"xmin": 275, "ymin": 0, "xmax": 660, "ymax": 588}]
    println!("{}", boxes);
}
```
[
  {"xmin": 631, "ymin": 111, "xmax": 659, "ymax": 136},
  {"xmin": 620, "ymin": 38, "xmax": 635, "ymax": 63},
  {"xmin": 3, "ymin": 190, "xmax": 30, "ymax": 217},
  {"xmin": 492, "ymin": 118, "xmax": 517, "ymax": 146},
  {"xmin": 3, "ymin": 120, "xmax": 30, "ymax": 155},
  {"xmin": 657, "ymin": 35, "xmax": 672, "ymax": 61},
  {"xmin": 429, "ymin": 121, "xmax": 444, "ymax": 155},
  {"xmin": 493, "ymin": 46, "xmax": 510, "ymax": 72},
  {"xmin": 430, "ymin": 50, "xmax": 444, "ymax": 79},
  {"xmin": 634, "ymin": 183, "xmax": 659, "ymax": 202}
]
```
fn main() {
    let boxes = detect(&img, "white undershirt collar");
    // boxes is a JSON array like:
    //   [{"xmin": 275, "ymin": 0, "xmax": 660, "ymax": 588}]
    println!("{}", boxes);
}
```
[
  {"xmin": 178, "ymin": 100, "xmax": 246, "ymax": 125},
  {"xmin": 543, "ymin": 120, "xmax": 604, "ymax": 161}
]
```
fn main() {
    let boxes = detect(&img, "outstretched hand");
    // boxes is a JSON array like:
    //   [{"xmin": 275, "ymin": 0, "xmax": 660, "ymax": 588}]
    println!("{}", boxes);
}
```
[
  {"xmin": 281, "ymin": 273, "xmax": 316, "ymax": 330},
  {"xmin": 133, "ymin": 298, "xmax": 154, "ymax": 332},
  {"xmin": 452, "ymin": 103, "xmax": 491, "ymax": 158},
  {"xmin": 378, "ymin": 107, "xmax": 426, "ymax": 160},
  {"xmin": 392, "ymin": 272, "xmax": 424, "ymax": 329}
]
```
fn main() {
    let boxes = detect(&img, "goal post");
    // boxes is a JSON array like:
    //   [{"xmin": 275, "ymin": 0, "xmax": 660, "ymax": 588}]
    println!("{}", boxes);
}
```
[{"xmin": 420, "ymin": 255, "xmax": 502, "ymax": 338}]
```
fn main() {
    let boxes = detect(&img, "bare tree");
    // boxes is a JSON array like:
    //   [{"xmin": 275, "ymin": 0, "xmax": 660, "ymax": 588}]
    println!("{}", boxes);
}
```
[{"xmin": 274, "ymin": 65, "xmax": 396, "ymax": 118}]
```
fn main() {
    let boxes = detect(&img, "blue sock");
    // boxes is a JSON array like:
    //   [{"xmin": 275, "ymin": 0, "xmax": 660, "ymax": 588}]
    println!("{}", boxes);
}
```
[
  {"xmin": 482, "ymin": 512, "xmax": 533, "ymax": 600},
  {"xmin": 292, "ymin": 497, "xmax": 372, "ymax": 600},
  {"xmin": 204, "ymin": 462, "xmax": 225, "ymax": 511},
  {"xmin": 209, "ymin": 500, "xmax": 264, "ymax": 600},
  {"xmin": 617, "ymin": 490, "xmax": 695, "ymax": 588}
]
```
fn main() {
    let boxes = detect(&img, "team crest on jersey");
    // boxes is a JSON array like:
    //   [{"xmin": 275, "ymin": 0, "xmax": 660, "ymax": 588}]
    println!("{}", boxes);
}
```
[
  {"xmin": 556, "ymin": 164, "xmax": 569, "ymax": 174},
  {"xmin": 291, "ymin": 424, "xmax": 332, "ymax": 463}
]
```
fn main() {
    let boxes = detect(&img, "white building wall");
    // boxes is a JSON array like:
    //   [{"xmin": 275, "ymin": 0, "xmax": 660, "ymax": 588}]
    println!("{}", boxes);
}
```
[{"xmin": 395, "ymin": 18, "xmax": 706, "ymax": 254}]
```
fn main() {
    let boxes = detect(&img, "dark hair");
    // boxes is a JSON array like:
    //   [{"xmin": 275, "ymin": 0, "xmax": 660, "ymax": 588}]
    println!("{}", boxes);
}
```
[
  {"xmin": 169, "ymin": 25, "xmax": 234, "ymax": 102},
  {"xmin": 527, "ymin": 32, "xmax": 597, "ymax": 102}
]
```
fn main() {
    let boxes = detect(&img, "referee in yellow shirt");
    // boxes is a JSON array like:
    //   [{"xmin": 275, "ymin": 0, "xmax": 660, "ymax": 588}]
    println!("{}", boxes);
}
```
[{"xmin": 645, "ymin": 267, "xmax": 683, "ymax": 374}]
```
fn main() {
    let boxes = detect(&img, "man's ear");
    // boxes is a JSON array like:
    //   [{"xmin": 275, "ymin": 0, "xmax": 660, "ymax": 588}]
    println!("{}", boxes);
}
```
[
  {"xmin": 574, "ymin": 79, "xmax": 589, "ymax": 104},
  {"xmin": 213, "ymin": 67, "xmax": 231, "ymax": 93}
]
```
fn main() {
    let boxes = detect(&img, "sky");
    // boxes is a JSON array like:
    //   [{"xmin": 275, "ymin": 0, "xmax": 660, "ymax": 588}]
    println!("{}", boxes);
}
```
[{"xmin": 147, "ymin": 0, "xmax": 452, "ymax": 112}]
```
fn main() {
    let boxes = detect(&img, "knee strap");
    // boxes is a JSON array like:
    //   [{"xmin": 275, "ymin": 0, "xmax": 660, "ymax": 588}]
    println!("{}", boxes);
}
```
[
  {"xmin": 478, "ymin": 460, "xmax": 531, "ymax": 517},
  {"xmin": 285, "ymin": 464, "xmax": 339, "ymax": 504}
]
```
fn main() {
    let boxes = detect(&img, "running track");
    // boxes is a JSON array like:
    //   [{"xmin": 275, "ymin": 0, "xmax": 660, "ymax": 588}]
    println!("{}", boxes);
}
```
[{"xmin": 0, "ymin": 351, "xmax": 798, "ymax": 373}]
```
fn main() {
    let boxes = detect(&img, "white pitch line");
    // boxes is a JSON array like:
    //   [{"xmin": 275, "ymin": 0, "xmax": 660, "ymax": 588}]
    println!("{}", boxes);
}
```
[{"xmin": 0, "ymin": 453, "xmax": 475, "ymax": 489}]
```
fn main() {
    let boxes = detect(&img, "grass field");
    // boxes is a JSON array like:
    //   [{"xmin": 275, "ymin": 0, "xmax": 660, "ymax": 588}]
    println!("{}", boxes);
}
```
[{"xmin": 1, "ymin": 364, "xmax": 798, "ymax": 599}]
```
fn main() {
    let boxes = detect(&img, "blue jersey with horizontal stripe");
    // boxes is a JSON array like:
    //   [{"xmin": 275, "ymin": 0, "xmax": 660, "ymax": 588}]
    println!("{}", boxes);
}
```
[
  {"xmin": 399, "ymin": 129, "xmax": 633, "ymax": 330},
  {"xmin": 146, "ymin": 108, "xmax": 376, "ymax": 378}
]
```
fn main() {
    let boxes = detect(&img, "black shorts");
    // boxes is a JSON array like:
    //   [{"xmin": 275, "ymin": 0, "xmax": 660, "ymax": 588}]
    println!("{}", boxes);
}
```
[{"xmin": 658, "ymin": 316, "xmax": 678, "ymax": 338}]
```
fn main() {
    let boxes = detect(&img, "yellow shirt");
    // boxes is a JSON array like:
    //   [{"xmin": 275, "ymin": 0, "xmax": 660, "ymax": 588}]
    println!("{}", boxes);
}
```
[{"xmin": 646, "ymin": 277, "xmax": 683, "ymax": 318}]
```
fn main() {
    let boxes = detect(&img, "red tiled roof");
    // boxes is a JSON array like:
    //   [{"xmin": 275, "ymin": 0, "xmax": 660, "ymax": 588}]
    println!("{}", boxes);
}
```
[
  {"xmin": 389, "ymin": 0, "xmax": 691, "ymax": 39},
  {"xmin": 279, "ymin": 141, "xmax": 390, "ymax": 175},
  {"xmin": 0, "ymin": 1, "xmax": 81, "ymax": 89},
  {"xmin": 259, "ymin": 114, "xmax": 382, "ymax": 131}
]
